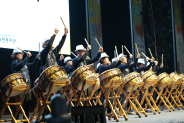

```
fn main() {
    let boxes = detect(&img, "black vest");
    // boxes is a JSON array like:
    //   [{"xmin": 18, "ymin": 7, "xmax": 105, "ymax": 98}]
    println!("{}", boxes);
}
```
[{"xmin": 42, "ymin": 52, "xmax": 57, "ymax": 71}]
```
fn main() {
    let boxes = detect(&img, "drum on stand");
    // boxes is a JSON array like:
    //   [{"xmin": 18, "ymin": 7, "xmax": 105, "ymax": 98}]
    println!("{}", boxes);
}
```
[
  {"xmin": 123, "ymin": 72, "xmax": 143, "ymax": 92},
  {"xmin": 1, "ymin": 73, "xmax": 27, "ymax": 97},
  {"xmin": 99, "ymin": 68, "xmax": 124, "ymax": 89},
  {"xmin": 170, "ymin": 72, "xmax": 182, "ymax": 89},
  {"xmin": 34, "ymin": 65, "xmax": 68, "ymax": 93},
  {"xmin": 141, "ymin": 70, "xmax": 158, "ymax": 89},
  {"xmin": 71, "ymin": 65, "xmax": 97, "ymax": 91},
  {"xmin": 157, "ymin": 72, "xmax": 172, "ymax": 91},
  {"xmin": 179, "ymin": 74, "xmax": 184, "ymax": 89}
]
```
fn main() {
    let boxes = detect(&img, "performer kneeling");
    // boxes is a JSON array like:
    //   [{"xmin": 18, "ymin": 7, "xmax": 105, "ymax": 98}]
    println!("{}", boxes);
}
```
[{"xmin": 11, "ymin": 48, "xmax": 40, "ymax": 119}]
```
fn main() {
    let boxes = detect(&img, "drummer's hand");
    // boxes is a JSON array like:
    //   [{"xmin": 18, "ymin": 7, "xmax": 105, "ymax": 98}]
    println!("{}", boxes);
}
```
[
  {"xmin": 36, "ymin": 54, "xmax": 40, "ymax": 59},
  {"xmin": 115, "ymin": 57, "xmax": 119, "ymax": 62},
  {"xmin": 64, "ymin": 27, "xmax": 68, "ymax": 35},
  {"xmin": 131, "ymin": 62, "xmax": 134, "ymax": 65},
  {"xmin": 27, "ymin": 52, "xmax": 31, "ymax": 57},
  {"xmin": 87, "ymin": 45, "xmax": 91, "ymax": 50},
  {"xmin": 160, "ymin": 63, "xmax": 164, "ymax": 68},
  {"xmin": 151, "ymin": 57, "xmax": 155, "ymax": 62},
  {"xmin": 54, "ymin": 28, "xmax": 59, "ymax": 35},
  {"xmin": 154, "ymin": 61, "xmax": 158, "ymax": 65},
  {"xmin": 130, "ymin": 54, "xmax": 133, "ymax": 58},
  {"xmin": 98, "ymin": 46, "xmax": 103, "ymax": 53},
  {"xmin": 60, "ymin": 54, "xmax": 64, "ymax": 61},
  {"xmin": 146, "ymin": 57, "xmax": 150, "ymax": 61},
  {"xmin": 137, "ymin": 53, "xmax": 140, "ymax": 58}
]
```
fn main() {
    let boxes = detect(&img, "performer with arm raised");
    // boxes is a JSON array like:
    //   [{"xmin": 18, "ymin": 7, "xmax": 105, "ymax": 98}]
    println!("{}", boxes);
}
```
[
  {"xmin": 72, "ymin": 44, "xmax": 103, "ymax": 71},
  {"xmin": 11, "ymin": 48, "xmax": 40, "ymax": 119},
  {"xmin": 40, "ymin": 27, "xmax": 68, "ymax": 73}
]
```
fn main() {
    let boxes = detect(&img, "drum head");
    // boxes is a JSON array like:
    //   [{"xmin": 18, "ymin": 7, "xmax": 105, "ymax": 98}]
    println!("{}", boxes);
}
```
[
  {"xmin": 86, "ymin": 74, "xmax": 98, "ymax": 82},
  {"xmin": 55, "ymin": 76, "xmax": 68, "ymax": 83}
]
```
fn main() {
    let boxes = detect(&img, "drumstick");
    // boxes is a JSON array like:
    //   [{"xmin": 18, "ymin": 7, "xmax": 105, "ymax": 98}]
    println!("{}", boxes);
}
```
[
  {"xmin": 95, "ymin": 38, "xmax": 101, "ymax": 47},
  {"xmin": 87, "ymin": 56, "xmax": 90, "ymax": 59},
  {"xmin": 141, "ymin": 52, "xmax": 147, "ymax": 58},
  {"xmin": 135, "ymin": 43, "xmax": 139, "ymax": 54},
  {"xmin": 115, "ymin": 46, "xmax": 118, "ymax": 57},
  {"xmin": 124, "ymin": 45, "xmax": 131, "ymax": 55},
  {"xmin": 148, "ymin": 48, "xmax": 153, "ymax": 58},
  {"xmin": 71, "ymin": 51, "xmax": 77, "ymax": 58},
  {"xmin": 162, "ymin": 54, "xmax": 163, "ymax": 64},
  {"xmin": 84, "ymin": 38, "xmax": 89, "ymax": 46},
  {"xmin": 17, "ymin": 47, "xmax": 32, "ymax": 56},
  {"xmin": 39, "ymin": 42, "xmax": 40, "ymax": 54},
  {"xmin": 122, "ymin": 45, "xmax": 123, "ymax": 55},
  {"xmin": 114, "ymin": 50, "xmax": 116, "ymax": 58},
  {"xmin": 60, "ymin": 17, "xmax": 66, "ymax": 28}
]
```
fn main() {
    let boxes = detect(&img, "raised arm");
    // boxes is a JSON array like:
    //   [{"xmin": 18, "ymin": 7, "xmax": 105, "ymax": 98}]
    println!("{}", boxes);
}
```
[
  {"xmin": 27, "ymin": 54, "xmax": 40, "ymax": 68},
  {"xmin": 86, "ymin": 46, "xmax": 103, "ymax": 64},
  {"xmin": 11, "ymin": 52, "xmax": 31, "ymax": 72},
  {"xmin": 52, "ymin": 28, "xmax": 68, "ymax": 56},
  {"xmin": 40, "ymin": 34, "xmax": 56, "ymax": 66}
]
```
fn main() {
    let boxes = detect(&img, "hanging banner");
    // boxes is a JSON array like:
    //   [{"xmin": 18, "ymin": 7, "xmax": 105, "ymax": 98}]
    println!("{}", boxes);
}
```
[
  {"xmin": 88, "ymin": 0, "xmax": 103, "ymax": 58},
  {"xmin": 173, "ymin": 0, "xmax": 184, "ymax": 73},
  {"xmin": 131, "ymin": 0, "xmax": 145, "ymax": 56}
]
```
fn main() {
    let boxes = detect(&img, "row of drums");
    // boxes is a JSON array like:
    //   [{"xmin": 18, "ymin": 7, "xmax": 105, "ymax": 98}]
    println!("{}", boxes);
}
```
[{"xmin": 1, "ymin": 64, "xmax": 184, "ymax": 98}]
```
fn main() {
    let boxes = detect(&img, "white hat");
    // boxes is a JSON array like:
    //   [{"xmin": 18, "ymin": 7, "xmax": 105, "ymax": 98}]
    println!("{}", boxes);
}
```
[
  {"xmin": 147, "ymin": 62, "xmax": 150, "ymax": 66},
  {"xmin": 64, "ymin": 56, "xmax": 72, "ymax": 63},
  {"xmin": 100, "ymin": 52, "xmax": 109, "ymax": 59},
  {"xmin": 96, "ymin": 63, "xmax": 101, "ymax": 69},
  {"xmin": 75, "ymin": 45, "xmax": 86, "ymax": 52},
  {"xmin": 42, "ymin": 38, "xmax": 50, "ymax": 48},
  {"xmin": 118, "ymin": 53, "xmax": 127, "ymax": 58},
  {"xmin": 137, "ymin": 58, "xmax": 145, "ymax": 64},
  {"xmin": 12, "ymin": 48, "xmax": 23, "ymax": 54},
  {"xmin": 111, "ymin": 58, "xmax": 116, "ymax": 62}
]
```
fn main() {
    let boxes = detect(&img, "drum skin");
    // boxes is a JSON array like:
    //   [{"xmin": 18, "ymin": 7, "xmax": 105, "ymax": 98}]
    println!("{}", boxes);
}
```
[
  {"xmin": 35, "ymin": 65, "xmax": 68, "ymax": 93},
  {"xmin": 157, "ymin": 72, "xmax": 172, "ymax": 90},
  {"xmin": 179, "ymin": 74, "xmax": 184, "ymax": 89},
  {"xmin": 123, "ymin": 72, "xmax": 143, "ymax": 92},
  {"xmin": 99, "ymin": 68, "xmax": 124, "ymax": 89},
  {"xmin": 170, "ymin": 72, "xmax": 182, "ymax": 89},
  {"xmin": 1, "ymin": 73, "xmax": 27, "ymax": 97},
  {"xmin": 142, "ymin": 70, "xmax": 158, "ymax": 89},
  {"xmin": 71, "ymin": 65, "xmax": 97, "ymax": 90}
]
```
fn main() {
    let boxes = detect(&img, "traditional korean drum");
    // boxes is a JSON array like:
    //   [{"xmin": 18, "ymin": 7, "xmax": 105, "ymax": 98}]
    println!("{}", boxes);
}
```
[
  {"xmin": 170, "ymin": 72, "xmax": 182, "ymax": 89},
  {"xmin": 71, "ymin": 65, "xmax": 97, "ymax": 91},
  {"xmin": 123, "ymin": 72, "xmax": 143, "ymax": 92},
  {"xmin": 157, "ymin": 72, "xmax": 172, "ymax": 91},
  {"xmin": 99, "ymin": 68, "xmax": 124, "ymax": 89},
  {"xmin": 1, "ymin": 73, "xmax": 27, "ymax": 97},
  {"xmin": 142, "ymin": 70, "xmax": 158, "ymax": 89},
  {"xmin": 35, "ymin": 65, "xmax": 68, "ymax": 93},
  {"xmin": 179, "ymin": 74, "xmax": 184, "ymax": 89}
]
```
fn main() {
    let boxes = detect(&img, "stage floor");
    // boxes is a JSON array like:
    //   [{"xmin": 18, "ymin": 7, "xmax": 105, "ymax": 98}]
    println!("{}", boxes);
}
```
[{"xmin": 1, "ymin": 107, "xmax": 184, "ymax": 123}]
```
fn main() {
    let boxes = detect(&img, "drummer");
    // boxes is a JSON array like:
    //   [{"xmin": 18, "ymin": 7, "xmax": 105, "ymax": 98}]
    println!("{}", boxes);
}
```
[
  {"xmin": 72, "ymin": 44, "xmax": 103, "ymax": 71},
  {"xmin": 135, "ymin": 57, "xmax": 154, "ymax": 74},
  {"xmin": 11, "ymin": 48, "xmax": 40, "ymax": 119},
  {"xmin": 58, "ymin": 56, "xmax": 74, "ymax": 77},
  {"xmin": 95, "ymin": 62, "xmax": 101, "ymax": 73},
  {"xmin": 152, "ymin": 61, "xmax": 164, "ymax": 75},
  {"xmin": 118, "ymin": 53, "xmax": 140, "ymax": 113},
  {"xmin": 98, "ymin": 52, "xmax": 122, "ymax": 114},
  {"xmin": 118, "ymin": 53, "xmax": 140, "ymax": 75},
  {"xmin": 40, "ymin": 27, "xmax": 68, "ymax": 74}
]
